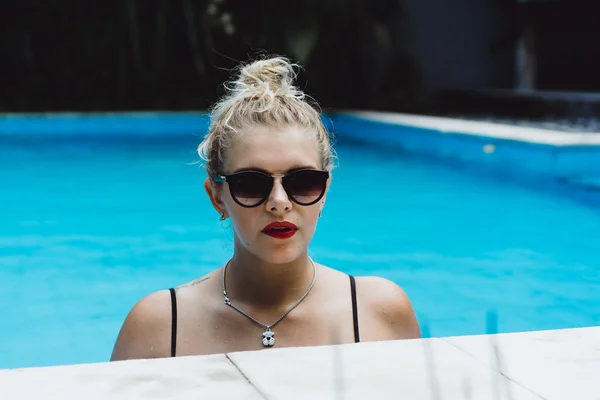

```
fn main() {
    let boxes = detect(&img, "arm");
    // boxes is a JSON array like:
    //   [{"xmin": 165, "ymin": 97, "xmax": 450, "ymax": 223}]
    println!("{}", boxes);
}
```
[{"xmin": 110, "ymin": 290, "xmax": 172, "ymax": 361}]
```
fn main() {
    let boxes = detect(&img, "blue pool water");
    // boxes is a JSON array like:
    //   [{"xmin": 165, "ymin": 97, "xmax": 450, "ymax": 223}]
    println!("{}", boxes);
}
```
[{"xmin": 1, "ymin": 130, "xmax": 600, "ymax": 369}]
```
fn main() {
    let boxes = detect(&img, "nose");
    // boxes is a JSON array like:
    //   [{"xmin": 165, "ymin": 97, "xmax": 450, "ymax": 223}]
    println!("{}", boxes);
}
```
[{"xmin": 265, "ymin": 177, "xmax": 292, "ymax": 214}]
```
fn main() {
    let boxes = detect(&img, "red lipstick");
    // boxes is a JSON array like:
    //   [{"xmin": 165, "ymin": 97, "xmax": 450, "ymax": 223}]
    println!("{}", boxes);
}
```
[{"xmin": 262, "ymin": 221, "xmax": 298, "ymax": 239}]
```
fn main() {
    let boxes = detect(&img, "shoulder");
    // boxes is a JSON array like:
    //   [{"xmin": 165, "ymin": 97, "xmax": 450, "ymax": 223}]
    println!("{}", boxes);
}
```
[
  {"xmin": 354, "ymin": 276, "xmax": 421, "ymax": 340},
  {"xmin": 110, "ymin": 289, "xmax": 174, "ymax": 361}
]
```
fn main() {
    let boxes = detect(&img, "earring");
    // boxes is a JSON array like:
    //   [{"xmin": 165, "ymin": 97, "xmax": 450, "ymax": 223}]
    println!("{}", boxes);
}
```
[
  {"xmin": 219, "ymin": 212, "xmax": 226, "ymax": 221},
  {"xmin": 318, "ymin": 209, "xmax": 322, "ymax": 218}
]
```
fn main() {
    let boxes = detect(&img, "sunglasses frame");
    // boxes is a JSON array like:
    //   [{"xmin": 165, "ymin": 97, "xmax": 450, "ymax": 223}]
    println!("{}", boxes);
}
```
[{"xmin": 214, "ymin": 168, "xmax": 330, "ymax": 208}]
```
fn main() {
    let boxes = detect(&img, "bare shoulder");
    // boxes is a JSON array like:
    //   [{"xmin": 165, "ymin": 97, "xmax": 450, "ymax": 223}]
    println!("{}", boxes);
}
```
[
  {"xmin": 355, "ymin": 276, "xmax": 422, "ymax": 340},
  {"xmin": 110, "ymin": 289, "xmax": 173, "ymax": 361}
]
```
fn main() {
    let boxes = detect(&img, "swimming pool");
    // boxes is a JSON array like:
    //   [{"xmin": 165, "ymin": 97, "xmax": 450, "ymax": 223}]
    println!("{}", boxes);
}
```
[{"xmin": 1, "ymin": 115, "xmax": 600, "ymax": 369}]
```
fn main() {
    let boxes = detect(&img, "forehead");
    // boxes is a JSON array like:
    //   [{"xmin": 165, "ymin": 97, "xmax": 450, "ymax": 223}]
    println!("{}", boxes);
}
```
[{"xmin": 224, "ymin": 125, "xmax": 320, "ymax": 173}]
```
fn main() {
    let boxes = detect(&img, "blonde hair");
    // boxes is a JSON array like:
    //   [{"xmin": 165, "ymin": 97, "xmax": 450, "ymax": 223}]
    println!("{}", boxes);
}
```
[{"xmin": 197, "ymin": 56, "xmax": 334, "ymax": 179}]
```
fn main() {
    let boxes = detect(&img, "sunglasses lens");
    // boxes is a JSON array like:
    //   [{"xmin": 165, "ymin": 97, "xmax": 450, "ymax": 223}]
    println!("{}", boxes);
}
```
[
  {"xmin": 285, "ymin": 170, "xmax": 328, "ymax": 205},
  {"xmin": 228, "ymin": 172, "xmax": 272, "ymax": 207}
]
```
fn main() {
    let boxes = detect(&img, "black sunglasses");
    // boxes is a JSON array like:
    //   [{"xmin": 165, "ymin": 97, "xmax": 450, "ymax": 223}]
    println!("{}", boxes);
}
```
[{"xmin": 214, "ymin": 168, "xmax": 329, "ymax": 208}]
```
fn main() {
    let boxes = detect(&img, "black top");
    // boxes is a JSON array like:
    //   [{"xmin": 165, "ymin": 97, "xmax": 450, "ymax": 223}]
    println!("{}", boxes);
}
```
[
  {"xmin": 168, "ymin": 274, "xmax": 360, "ymax": 357},
  {"xmin": 168, "ymin": 287, "xmax": 178, "ymax": 358}
]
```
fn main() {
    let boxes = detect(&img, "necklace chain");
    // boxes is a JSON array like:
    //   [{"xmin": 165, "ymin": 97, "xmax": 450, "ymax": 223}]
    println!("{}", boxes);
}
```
[{"xmin": 221, "ymin": 257, "xmax": 317, "ymax": 346}]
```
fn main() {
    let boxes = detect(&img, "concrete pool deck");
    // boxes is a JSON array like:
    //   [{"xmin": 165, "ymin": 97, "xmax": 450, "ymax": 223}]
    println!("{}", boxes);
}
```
[
  {"xmin": 344, "ymin": 111, "xmax": 600, "ymax": 145},
  {"xmin": 1, "ymin": 326, "xmax": 598, "ymax": 399}
]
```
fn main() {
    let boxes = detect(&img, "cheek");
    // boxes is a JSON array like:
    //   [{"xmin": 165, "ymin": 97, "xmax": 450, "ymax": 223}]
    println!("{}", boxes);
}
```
[
  {"xmin": 229, "ymin": 208, "xmax": 260, "ymax": 243},
  {"xmin": 302, "ymin": 207, "xmax": 321, "ymax": 231}
]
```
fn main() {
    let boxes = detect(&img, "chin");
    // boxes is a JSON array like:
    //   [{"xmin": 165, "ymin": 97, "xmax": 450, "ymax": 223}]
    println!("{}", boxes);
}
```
[{"xmin": 256, "ymin": 243, "xmax": 305, "ymax": 265}]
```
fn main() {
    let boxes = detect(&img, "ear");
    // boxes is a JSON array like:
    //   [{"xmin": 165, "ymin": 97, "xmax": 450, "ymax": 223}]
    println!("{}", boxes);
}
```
[{"xmin": 204, "ymin": 178, "xmax": 229, "ymax": 219}]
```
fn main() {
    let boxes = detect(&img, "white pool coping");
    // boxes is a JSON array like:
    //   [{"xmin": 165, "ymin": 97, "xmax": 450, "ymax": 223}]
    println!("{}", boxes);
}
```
[
  {"xmin": 341, "ymin": 111, "xmax": 600, "ymax": 146},
  {"xmin": 1, "ymin": 326, "xmax": 598, "ymax": 399}
]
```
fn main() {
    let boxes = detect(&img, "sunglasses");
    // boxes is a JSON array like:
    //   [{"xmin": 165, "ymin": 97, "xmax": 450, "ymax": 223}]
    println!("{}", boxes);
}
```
[{"xmin": 214, "ymin": 168, "xmax": 329, "ymax": 208}]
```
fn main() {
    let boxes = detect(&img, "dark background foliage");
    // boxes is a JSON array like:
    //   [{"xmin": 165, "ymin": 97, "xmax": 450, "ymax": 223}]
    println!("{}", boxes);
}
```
[{"xmin": 0, "ymin": 0, "xmax": 421, "ymax": 112}]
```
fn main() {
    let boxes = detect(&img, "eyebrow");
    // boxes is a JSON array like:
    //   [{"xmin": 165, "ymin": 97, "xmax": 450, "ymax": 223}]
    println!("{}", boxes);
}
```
[{"xmin": 232, "ymin": 165, "xmax": 317, "ymax": 174}]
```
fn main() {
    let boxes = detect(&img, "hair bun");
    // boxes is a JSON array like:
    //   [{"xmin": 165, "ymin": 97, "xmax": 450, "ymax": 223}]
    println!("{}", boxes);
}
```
[{"xmin": 233, "ymin": 56, "xmax": 303, "ymax": 100}]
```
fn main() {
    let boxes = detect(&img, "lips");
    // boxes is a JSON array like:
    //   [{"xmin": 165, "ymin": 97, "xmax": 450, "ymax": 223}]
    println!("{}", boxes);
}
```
[{"xmin": 262, "ymin": 221, "xmax": 298, "ymax": 239}]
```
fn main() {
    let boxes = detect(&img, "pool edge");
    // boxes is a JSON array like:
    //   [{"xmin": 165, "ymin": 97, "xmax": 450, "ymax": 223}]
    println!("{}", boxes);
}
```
[{"xmin": 1, "ymin": 326, "xmax": 598, "ymax": 399}]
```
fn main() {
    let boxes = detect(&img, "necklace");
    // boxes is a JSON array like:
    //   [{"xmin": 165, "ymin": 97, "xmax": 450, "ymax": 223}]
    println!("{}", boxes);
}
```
[{"xmin": 222, "ymin": 257, "xmax": 317, "ymax": 347}]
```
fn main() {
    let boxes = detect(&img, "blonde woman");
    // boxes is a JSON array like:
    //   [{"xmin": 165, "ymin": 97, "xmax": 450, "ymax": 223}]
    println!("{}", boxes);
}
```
[{"xmin": 111, "ymin": 57, "xmax": 420, "ymax": 361}]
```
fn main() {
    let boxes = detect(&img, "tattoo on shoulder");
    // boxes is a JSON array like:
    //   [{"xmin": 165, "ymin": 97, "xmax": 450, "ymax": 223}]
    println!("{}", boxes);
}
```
[
  {"xmin": 175, "ymin": 276, "xmax": 210, "ymax": 292},
  {"xmin": 191, "ymin": 276, "xmax": 211, "ymax": 286}
]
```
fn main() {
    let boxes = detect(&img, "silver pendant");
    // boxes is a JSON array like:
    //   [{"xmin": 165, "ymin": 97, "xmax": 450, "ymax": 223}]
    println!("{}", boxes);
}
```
[{"xmin": 262, "ymin": 327, "xmax": 275, "ymax": 347}]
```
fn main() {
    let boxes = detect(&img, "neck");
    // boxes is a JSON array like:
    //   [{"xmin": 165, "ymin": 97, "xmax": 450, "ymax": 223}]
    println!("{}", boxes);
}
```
[{"xmin": 223, "ymin": 246, "xmax": 315, "ymax": 307}]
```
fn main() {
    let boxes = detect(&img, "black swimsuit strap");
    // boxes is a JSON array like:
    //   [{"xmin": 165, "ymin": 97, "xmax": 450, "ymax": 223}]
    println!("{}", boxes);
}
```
[
  {"xmin": 168, "ymin": 277, "xmax": 359, "ymax": 355},
  {"xmin": 349, "ymin": 275, "xmax": 360, "ymax": 343},
  {"xmin": 169, "ymin": 288, "xmax": 177, "ymax": 357}
]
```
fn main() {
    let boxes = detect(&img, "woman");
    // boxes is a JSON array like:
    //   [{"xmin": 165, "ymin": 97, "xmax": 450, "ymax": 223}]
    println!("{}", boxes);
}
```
[{"xmin": 110, "ymin": 57, "xmax": 420, "ymax": 361}]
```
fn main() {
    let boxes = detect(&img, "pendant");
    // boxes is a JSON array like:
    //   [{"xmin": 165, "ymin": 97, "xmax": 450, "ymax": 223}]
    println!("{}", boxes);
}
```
[{"xmin": 262, "ymin": 327, "xmax": 275, "ymax": 347}]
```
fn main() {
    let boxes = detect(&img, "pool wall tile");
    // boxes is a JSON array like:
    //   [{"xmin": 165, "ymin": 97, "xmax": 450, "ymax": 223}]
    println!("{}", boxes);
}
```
[
  {"xmin": 0, "ymin": 113, "xmax": 211, "ymax": 136},
  {"xmin": 330, "ymin": 113, "xmax": 600, "ymax": 182},
  {"xmin": 554, "ymin": 146, "xmax": 600, "ymax": 178}
]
